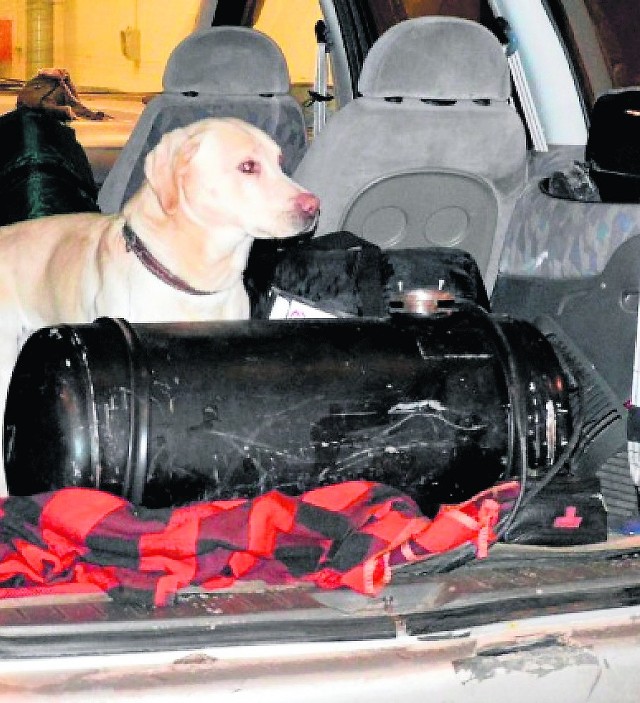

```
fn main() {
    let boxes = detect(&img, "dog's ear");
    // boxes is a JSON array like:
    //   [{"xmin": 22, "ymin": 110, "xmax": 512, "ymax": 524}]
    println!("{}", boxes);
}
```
[{"xmin": 144, "ymin": 128, "xmax": 199, "ymax": 215}]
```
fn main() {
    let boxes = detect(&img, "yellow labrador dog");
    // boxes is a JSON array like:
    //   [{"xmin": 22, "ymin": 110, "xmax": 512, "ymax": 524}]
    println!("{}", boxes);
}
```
[{"xmin": 0, "ymin": 117, "xmax": 319, "ymax": 495}]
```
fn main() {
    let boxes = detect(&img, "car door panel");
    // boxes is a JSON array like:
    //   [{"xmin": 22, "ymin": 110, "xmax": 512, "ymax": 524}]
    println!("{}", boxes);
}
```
[{"xmin": 494, "ymin": 148, "xmax": 640, "ymax": 407}]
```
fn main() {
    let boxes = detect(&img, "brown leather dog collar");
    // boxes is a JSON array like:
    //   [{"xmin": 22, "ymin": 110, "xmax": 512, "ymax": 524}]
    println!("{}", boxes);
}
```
[{"xmin": 122, "ymin": 222, "xmax": 218, "ymax": 296}]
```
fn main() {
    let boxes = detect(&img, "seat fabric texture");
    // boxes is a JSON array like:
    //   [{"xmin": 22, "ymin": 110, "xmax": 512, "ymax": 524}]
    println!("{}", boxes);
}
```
[{"xmin": 293, "ymin": 16, "xmax": 528, "ymax": 293}]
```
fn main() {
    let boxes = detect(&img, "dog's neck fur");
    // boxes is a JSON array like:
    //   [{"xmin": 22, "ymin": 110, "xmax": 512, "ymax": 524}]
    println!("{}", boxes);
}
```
[
  {"xmin": 121, "ymin": 183, "xmax": 253, "ymax": 294},
  {"xmin": 121, "ymin": 221, "xmax": 219, "ymax": 296}
]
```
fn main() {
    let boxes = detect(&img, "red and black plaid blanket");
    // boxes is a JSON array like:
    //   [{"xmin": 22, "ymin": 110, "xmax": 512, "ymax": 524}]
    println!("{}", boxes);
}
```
[{"xmin": 0, "ymin": 481, "xmax": 519, "ymax": 607}]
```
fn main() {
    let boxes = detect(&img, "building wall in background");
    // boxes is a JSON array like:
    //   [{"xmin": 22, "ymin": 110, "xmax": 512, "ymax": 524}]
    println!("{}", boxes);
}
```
[
  {"xmin": 254, "ymin": 0, "xmax": 321, "ymax": 85},
  {"xmin": 0, "ymin": 0, "xmax": 201, "ymax": 90},
  {"xmin": 0, "ymin": 0, "xmax": 320, "ymax": 91}
]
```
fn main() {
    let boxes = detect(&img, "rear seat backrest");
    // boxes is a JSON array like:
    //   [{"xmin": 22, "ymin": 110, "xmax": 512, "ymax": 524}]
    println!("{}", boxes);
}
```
[
  {"xmin": 293, "ymin": 17, "xmax": 528, "ymax": 293},
  {"xmin": 98, "ymin": 26, "xmax": 308, "ymax": 214}
]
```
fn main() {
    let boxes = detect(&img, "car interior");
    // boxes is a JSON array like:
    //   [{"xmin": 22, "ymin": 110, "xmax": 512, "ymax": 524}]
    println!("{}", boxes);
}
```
[
  {"xmin": 51, "ymin": 2, "xmax": 640, "ymax": 531},
  {"xmin": 5, "ymin": 0, "xmax": 640, "ymax": 653}
]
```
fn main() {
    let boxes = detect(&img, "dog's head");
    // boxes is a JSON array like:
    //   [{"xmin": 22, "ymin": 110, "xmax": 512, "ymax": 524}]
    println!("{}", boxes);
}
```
[{"xmin": 144, "ymin": 118, "xmax": 319, "ymax": 239}]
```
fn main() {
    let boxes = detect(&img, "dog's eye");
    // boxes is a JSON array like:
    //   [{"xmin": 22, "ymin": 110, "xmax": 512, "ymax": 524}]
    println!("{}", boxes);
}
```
[{"xmin": 238, "ymin": 160, "xmax": 260, "ymax": 175}]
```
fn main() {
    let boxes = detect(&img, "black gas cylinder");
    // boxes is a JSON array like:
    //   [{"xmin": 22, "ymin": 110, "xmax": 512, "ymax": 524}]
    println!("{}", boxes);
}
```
[{"xmin": 4, "ymin": 310, "xmax": 573, "ymax": 513}]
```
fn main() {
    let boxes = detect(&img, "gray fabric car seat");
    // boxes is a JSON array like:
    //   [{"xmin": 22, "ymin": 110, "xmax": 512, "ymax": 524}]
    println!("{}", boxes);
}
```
[
  {"xmin": 98, "ymin": 26, "xmax": 308, "ymax": 214},
  {"xmin": 293, "ymin": 17, "xmax": 528, "ymax": 293}
]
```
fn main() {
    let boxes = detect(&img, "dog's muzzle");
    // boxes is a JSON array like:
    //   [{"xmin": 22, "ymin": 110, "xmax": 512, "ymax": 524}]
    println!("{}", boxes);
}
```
[{"xmin": 295, "ymin": 191, "xmax": 321, "ymax": 234}]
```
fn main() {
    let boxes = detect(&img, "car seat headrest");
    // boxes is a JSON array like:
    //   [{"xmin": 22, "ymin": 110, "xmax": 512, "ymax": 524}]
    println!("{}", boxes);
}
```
[
  {"xmin": 358, "ymin": 17, "xmax": 510, "ymax": 101},
  {"xmin": 162, "ymin": 26, "xmax": 291, "ymax": 95}
]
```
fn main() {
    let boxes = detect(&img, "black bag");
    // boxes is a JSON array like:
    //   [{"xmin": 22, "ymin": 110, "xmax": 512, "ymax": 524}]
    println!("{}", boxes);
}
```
[
  {"xmin": 502, "ymin": 473, "xmax": 608, "ymax": 546},
  {"xmin": 586, "ymin": 88, "xmax": 640, "ymax": 202},
  {"xmin": 246, "ymin": 232, "xmax": 490, "ymax": 318},
  {"xmin": 0, "ymin": 108, "xmax": 99, "ymax": 225}
]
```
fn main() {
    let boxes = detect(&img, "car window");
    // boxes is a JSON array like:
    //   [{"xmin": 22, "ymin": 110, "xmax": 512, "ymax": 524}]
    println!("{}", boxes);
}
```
[
  {"xmin": 0, "ymin": 1, "xmax": 202, "ymax": 93},
  {"xmin": 403, "ymin": 0, "xmax": 485, "ymax": 20},
  {"xmin": 252, "ymin": 0, "xmax": 326, "ymax": 135},
  {"xmin": 547, "ymin": 0, "xmax": 640, "ymax": 110},
  {"xmin": 0, "ymin": 1, "xmax": 205, "ymax": 161},
  {"xmin": 366, "ymin": 0, "xmax": 495, "ymax": 34},
  {"xmin": 253, "ymin": 0, "xmax": 323, "ymax": 88},
  {"xmin": 0, "ymin": 1, "xmax": 329, "ymax": 163}
]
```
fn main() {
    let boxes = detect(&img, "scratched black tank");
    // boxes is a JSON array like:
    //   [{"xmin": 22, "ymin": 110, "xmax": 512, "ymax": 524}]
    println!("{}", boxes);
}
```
[{"xmin": 3, "ymin": 309, "xmax": 573, "ymax": 514}]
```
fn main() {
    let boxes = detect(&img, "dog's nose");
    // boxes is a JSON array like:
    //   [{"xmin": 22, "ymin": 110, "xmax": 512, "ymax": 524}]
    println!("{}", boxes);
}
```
[{"xmin": 295, "ymin": 192, "xmax": 320, "ymax": 218}]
